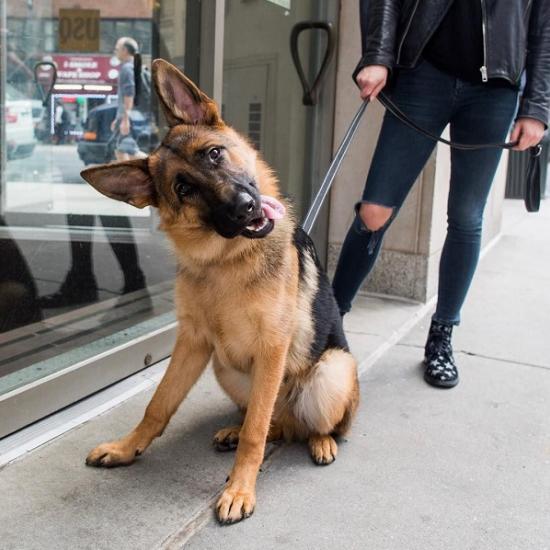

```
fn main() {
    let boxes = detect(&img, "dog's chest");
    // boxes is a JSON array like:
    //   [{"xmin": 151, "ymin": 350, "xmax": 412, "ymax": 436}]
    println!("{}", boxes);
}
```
[
  {"xmin": 191, "ymin": 287, "xmax": 257, "ymax": 371},
  {"xmin": 211, "ymin": 315, "xmax": 256, "ymax": 373},
  {"xmin": 178, "ymin": 261, "xmax": 294, "ymax": 372}
]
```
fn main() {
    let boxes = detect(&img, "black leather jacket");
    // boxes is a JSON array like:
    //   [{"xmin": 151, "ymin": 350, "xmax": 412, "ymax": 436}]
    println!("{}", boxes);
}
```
[{"xmin": 354, "ymin": 0, "xmax": 550, "ymax": 125}]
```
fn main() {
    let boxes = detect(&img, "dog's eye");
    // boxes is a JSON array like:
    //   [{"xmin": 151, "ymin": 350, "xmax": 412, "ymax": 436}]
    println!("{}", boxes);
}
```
[
  {"xmin": 175, "ymin": 179, "xmax": 194, "ymax": 198},
  {"xmin": 208, "ymin": 147, "xmax": 222, "ymax": 163}
]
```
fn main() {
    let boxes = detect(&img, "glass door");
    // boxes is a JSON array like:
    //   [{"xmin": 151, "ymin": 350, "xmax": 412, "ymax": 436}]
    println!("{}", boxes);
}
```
[
  {"xmin": 0, "ymin": 0, "xmax": 202, "ymax": 438},
  {"xmin": 222, "ymin": 0, "xmax": 338, "ymax": 263}
]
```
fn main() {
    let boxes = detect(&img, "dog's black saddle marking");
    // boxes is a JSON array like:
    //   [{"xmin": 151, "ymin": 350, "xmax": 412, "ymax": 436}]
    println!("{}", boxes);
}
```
[{"xmin": 293, "ymin": 227, "xmax": 349, "ymax": 364}]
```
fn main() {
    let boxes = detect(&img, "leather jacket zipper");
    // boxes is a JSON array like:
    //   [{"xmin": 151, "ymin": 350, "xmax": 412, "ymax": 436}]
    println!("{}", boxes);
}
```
[{"xmin": 480, "ymin": 0, "xmax": 489, "ymax": 82}]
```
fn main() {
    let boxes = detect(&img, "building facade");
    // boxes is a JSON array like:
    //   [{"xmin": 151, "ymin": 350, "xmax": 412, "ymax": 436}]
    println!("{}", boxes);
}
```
[{"xmin": 0, "ymin": 0, "xmax": 510, "ymax": 438}]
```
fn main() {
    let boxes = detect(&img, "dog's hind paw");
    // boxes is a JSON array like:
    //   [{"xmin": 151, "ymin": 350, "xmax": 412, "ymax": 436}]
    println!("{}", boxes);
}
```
[
  {"xmin": 213, "ymin": 425, "xmax": 241, "ymax": 452},
  {"xmin": 85, "ymin": 440, "xmax": 140, "ymax": 468},
  {"xmin": 216, "ymin": 484, "xmax": 256, "ymax": 525},
  {"xmin": 308, "ymin": 434, "xmax": 338, "ymax": 466}
]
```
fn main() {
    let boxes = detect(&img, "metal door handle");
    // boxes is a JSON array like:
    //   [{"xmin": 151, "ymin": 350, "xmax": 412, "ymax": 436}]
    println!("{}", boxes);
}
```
[{"xmin": 290, "ymin": 21, "xmax": 335, "ymax": 106}]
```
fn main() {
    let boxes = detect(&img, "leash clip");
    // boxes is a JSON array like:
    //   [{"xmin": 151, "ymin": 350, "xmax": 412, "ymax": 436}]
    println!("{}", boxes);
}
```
[{"xmin": 531, "ymin": 143, "xmax": 543, "ymax": 157}]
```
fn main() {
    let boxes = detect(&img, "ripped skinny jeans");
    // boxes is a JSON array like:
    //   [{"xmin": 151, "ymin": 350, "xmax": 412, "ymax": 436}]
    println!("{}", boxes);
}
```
[{"xmin": 332, "ymin": 60, "xmax": 519, "ymax": 324}]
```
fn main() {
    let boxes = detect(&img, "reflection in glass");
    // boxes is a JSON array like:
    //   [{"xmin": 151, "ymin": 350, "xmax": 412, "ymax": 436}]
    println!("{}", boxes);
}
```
[
  {"xmin": 0, "ymin": 1, "xmax": 196, "ymax": 401},
  {"xmin": 40, "ymin": 34, "xmax": 150, "ymax": 309}
]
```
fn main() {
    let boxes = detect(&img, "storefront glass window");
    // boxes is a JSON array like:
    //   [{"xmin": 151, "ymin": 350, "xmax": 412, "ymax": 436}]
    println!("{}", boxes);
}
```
[{"xmin": 0, "ymin": 0, "xmax": 198, "ymax": 432}]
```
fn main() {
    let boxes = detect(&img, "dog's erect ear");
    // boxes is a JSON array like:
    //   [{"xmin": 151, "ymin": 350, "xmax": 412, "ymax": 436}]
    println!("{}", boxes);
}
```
[
  {"xmin": 152, "ymin": 58, "xmax": 221, "ymax": 127},
  {"xmin": 81, "ymin": 159, "xmax": 157, "ymax": 208}
]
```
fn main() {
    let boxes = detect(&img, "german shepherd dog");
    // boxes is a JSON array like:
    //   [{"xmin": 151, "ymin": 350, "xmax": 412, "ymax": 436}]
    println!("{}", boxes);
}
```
[{"xmin": 82, "ymin": 59, "xmax": 359, "ymax": 525}]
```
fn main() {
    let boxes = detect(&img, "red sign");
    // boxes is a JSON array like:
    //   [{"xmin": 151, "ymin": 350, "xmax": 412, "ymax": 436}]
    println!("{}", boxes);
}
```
[{"xmin": 36, "ymin": 54, "xmax": 121, "ymax": 86}]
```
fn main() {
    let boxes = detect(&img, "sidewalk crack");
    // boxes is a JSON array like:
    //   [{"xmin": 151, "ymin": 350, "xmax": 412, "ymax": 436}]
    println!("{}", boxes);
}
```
[{"xmin": 157, "ymin": 442, "xmax": 284, "ymax": 549}]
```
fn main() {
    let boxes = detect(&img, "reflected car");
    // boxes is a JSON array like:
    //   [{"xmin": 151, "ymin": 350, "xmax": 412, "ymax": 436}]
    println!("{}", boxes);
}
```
[
  {"xmin": 5, "ymin": 84, "xmax": 37, "ymax": 160},
  {"xmin": 77, "ymin": 102, "xmax": 159, "ymax": 165}
]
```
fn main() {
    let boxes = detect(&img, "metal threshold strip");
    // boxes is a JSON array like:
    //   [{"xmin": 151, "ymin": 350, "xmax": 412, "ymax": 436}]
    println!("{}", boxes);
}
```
[{"xmin": 0, "ymin": 357, "xmax": 170, "ymax": 468}]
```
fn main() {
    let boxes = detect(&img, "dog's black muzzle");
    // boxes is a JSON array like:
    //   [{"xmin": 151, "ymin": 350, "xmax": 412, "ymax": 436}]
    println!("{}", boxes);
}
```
[{"xmin": 210, "ymin": 182, "xmax": 266, "ymax": 239}]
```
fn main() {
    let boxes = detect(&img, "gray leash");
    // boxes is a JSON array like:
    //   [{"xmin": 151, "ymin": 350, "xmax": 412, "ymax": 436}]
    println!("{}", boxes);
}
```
[{"xmin": 302, "ymin": 100, "xmax": 369, "ymax": 235}]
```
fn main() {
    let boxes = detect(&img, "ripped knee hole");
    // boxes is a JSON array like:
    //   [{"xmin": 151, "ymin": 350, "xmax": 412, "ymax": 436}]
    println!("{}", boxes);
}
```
[{"xmin": 358, "ymin": 203, "xmax": 393, "ymax": 231}]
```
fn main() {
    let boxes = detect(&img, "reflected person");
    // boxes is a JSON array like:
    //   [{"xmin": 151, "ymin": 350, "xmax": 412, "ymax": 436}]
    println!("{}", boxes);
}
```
[
  {"xmin": 111, "ymin": 37, "xmax": 147, "ymax": 161},
  {"xmin": 39, "ymin": 37, "xmax": 148, "ymax": 308}
]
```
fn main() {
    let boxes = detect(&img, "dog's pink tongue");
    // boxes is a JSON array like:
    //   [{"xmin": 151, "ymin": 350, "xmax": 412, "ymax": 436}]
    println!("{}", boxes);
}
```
[{"xmin": 261, "ymin": 195, "xmax": 286, "ymax": 220}]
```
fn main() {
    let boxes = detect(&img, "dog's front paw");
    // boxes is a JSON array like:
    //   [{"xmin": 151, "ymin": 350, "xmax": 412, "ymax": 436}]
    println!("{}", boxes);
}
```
[
  {"xmin": 216, "ymin": 483, "xmax": 256, "ymax": 525},
  {"xmin": 85, "ymin": 440, "xmax": 141, "ymax": 468}
]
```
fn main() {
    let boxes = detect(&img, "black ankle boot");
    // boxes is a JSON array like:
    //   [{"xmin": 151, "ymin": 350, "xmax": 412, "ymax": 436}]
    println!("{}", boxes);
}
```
[
  {"xmin": 39, "ymin": 271, "xmax": 98, "ymax": 308},
  {"xmin": 122, "ymin": 270, "xmax": 146, "ymax": 294},
  {"xmin": 423, "ymin": 320, "xmax": 459, "ymax": 388}
]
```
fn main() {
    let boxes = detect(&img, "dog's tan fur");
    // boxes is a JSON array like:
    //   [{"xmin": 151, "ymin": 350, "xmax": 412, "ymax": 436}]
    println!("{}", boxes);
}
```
[{"xmin": 82, "ymin": 59, "xmax": 359, "ymax": 525}]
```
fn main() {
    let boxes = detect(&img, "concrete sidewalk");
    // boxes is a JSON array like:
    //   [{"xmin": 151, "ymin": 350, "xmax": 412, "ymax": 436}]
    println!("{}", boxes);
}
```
[{"xmin": 1, "ymin": 201, "xmax": 549, "ymax": 549}]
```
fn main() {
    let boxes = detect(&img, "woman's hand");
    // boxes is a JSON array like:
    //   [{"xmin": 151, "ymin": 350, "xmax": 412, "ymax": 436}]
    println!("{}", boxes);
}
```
[
  {"xmin": 356, "ymin": 65, "xmax": 389, "ymax": 101},
  {"xmin": 510, "ymin": 118, "xmax": 546, "ymax": 151}
]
